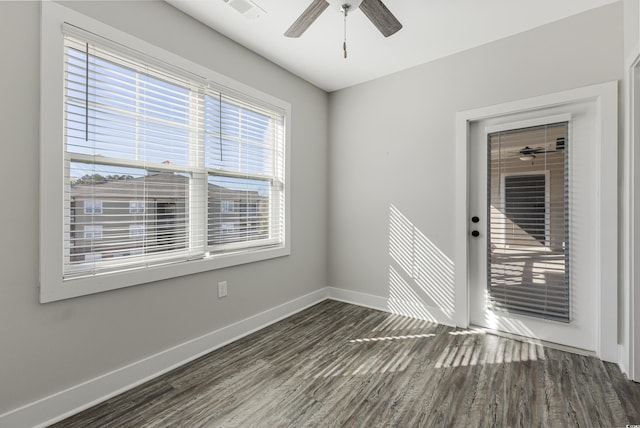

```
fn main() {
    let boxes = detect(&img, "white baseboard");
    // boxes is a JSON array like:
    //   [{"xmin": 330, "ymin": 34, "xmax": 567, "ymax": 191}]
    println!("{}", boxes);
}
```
[
  {"xmin": 327, "ymin": 287, "xmax": 456, "ymax": 327},
  {"xmin": 618, "ymin": 344, "xmax": 630, "ymax": 379},
  {"xmin": 0, "ymin": 288, "xmax": 329, "ymax": 428},
  {"xmin": 327, "ymin": 286, "xmax": 389, "ymax": 311}
]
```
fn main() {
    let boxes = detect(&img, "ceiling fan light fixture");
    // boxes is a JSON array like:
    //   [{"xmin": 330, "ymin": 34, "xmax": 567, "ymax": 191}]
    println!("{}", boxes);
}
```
[{"xmin": 519, "ymin": 154, "xmax": 535, "ymax": 161}]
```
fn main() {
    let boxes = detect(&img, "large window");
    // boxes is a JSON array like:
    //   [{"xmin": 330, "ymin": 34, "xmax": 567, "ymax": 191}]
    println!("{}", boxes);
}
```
[{"xmin": 40, "ymin": 3, "xmax": 290, "ymax": 302}]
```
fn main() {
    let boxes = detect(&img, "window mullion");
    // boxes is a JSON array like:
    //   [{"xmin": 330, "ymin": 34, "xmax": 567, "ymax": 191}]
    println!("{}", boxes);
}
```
[
  {"xmin": 135, "ymin": 70, "xmax": 142, "ymax": 162},
  {"xmin": 190, "ymin": 86, "xmax": 207, "ymax": 258},
  {"xmin": 63, "ymin": 154, "xmax": 72, "ymax": 270},
  {"xmin": 271, "ymin": 116, "xmax": 285, "ymax": 243}
]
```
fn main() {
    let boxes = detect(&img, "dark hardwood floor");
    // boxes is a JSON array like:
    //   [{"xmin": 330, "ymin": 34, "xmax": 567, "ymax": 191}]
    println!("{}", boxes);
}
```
[{"xmin": 52, "ymin": 300, "xmax": 640, "ymax": 427}]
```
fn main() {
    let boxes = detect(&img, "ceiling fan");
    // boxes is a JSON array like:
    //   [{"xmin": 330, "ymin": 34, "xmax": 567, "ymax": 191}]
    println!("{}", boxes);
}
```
[
  {"xmin": 516, "ymin": 141, "xmax": 564, "ymax": 162},
  {"xmin": 284, "ymin": 0, "xmax": 402, "ymax": 57}
]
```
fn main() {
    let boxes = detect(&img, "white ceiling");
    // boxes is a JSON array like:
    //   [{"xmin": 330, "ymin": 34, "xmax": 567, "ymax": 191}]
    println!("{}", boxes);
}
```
[{"xmin": 166, "ymin": 0, "xmax": 619, "ymax": 92}]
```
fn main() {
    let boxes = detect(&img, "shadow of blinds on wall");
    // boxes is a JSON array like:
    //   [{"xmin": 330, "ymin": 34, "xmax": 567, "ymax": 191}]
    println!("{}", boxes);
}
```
[{"xmin": 487, "ymin": 123, "xmax": 570, "ymax": 322}]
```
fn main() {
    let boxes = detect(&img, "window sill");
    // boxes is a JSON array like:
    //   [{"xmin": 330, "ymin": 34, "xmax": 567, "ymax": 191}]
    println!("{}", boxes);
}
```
[{"xmin": 40, "ymin": 245, "xmax": 289, "ymax": 303}]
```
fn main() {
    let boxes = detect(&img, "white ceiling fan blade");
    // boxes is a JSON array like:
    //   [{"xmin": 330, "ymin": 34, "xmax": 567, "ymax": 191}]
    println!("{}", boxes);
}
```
[
  {"xmin": 359, "ymin": 0, "xmax": 402, "ymax": 37},
  {"xmin": 284, "ymin": 0, "xmax": 330, "ymax": 38}
]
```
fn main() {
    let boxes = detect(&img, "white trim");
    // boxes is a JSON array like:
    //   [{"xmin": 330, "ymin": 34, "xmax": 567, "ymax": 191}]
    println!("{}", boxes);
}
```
[
  {"xmin": 484, "ymin": 113, "xmax": 572, "ymax": 135},
  {"xmin": 328, "ymin": 287, "xmax": 389, "ymax": 311},
  {"xmin": 454, "ymin": 117, "xmax": 470, "ymax": 328},
  {"xmin": 327, "ymin": 287, "xmax": 457, "ymax": 327},
  {"xmin": 476, "ymin": 326, "xmax": 597, "ymax": 358},
  {"xmin": 455, "ymin": 81, "xmax": 619, "ymax": 362},
  {"xmin": 0, "ymin": 288, "xmax": 329, "ymax": 428},
  {"xmin": 625, "ymin": 43, "xmax": 640, "ymax": 381}
]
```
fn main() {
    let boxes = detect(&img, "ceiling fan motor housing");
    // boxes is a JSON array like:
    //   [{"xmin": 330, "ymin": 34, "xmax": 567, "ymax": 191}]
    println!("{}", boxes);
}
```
[{"xmin": 328, "ymin": 0, "xmax": 363, "ymax": 12}]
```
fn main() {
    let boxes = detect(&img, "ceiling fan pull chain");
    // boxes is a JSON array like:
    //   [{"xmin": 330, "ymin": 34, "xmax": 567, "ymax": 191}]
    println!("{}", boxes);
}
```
[{"xmin": 343, "ymin": 5, "xmax": 348, "ymax": 59}]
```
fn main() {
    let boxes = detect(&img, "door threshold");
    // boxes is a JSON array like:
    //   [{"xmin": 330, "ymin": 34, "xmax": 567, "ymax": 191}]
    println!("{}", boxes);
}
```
[{"xmin": 469, "ymin": 324, "xmax": 597, "ymax": 358}]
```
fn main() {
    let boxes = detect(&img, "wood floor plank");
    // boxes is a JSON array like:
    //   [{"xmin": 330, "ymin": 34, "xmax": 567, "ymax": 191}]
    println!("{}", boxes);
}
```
[
  {"xmin": 51, "ymin": 300, "xmax": 640, "ymax": 428},
  {"xmin": 604, "ymin": 361, "xmax": 640, "ymax": 423}
]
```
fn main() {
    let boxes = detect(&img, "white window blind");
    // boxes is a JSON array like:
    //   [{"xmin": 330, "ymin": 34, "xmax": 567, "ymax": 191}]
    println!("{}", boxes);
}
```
[
  {"xmin": 62, "ymin": 27, "xmax": 286, "ymax": 281},
  {"xmin": 487, "ymin": 123, "xmax": 570, "ymax": 322},
  {"xmin": 205, "ymin": 92, "xmax": 285, "ymax": 250}
]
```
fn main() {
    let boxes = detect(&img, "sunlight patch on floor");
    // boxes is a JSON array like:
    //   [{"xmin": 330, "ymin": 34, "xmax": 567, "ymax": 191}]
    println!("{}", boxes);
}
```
[
  {"xmin": 435, "ymin": 334, "xmax": 545, "ymax": 368},
  {"xmin": 348, "ymin": 333, "xmax": 436, "ymax": 343}
]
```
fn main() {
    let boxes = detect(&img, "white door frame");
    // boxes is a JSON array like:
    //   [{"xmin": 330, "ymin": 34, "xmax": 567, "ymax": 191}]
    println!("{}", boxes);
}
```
[
  {"xmin": 454, "ymin": 81, "xmax": 618, "ymax": 362},
  {"xmin": 626, "ymin": 48, "xmax": 640, "ymax": 381}
]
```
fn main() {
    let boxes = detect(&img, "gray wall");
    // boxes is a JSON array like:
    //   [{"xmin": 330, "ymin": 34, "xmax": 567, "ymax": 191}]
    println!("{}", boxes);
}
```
[
  {"xmin": 0, "ymin": 1, "xmax": 328, "ymax": 413},
  {"xmin": 328, "ymin": 4, "xmax": 623, "ymax": 321},
  {"xmin": 625, "ymin": 0, "xmax": 639, "ymax": 58}
]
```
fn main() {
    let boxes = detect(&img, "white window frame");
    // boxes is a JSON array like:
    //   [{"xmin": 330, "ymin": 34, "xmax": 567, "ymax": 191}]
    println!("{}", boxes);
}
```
[
  {"xmin": 39, "ymin": 2, "xmax": 291, "ymax": 303},
  {"xmin": 221, "ymin": 222, "xmax": 236, "ymax": 235},
  {"xmin": 220, "ymin": 200, "xmax": 235, "ymax": 214},
  {"xmin": 129, "ymin": 201, "xmax": 145, "ymax": 214},
  {"xmin": 84, "ymin": 252, "xmax": 103, "ymax": 262},
  {"xmin": 129, "ymin": 224, "xmax": 145, "ymax": 239},
  {"xmin": 84, "ymin": 199, "xmax": 103, "ymax": 215},
  {"xmin": 83, "ymin": 225, "xmax": 103, "ymax": 240}
]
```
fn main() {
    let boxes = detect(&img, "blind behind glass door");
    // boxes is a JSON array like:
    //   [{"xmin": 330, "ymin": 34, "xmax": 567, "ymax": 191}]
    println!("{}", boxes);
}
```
[{"xmin": 487, "ymin": 123, "xmax": 569, "ymax": 322}]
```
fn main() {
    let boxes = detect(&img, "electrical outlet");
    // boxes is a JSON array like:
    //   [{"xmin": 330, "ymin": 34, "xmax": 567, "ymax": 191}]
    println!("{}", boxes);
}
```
[{"xmin": 217, "ymin": 281, "xmax": 228, "ymax": 298}]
